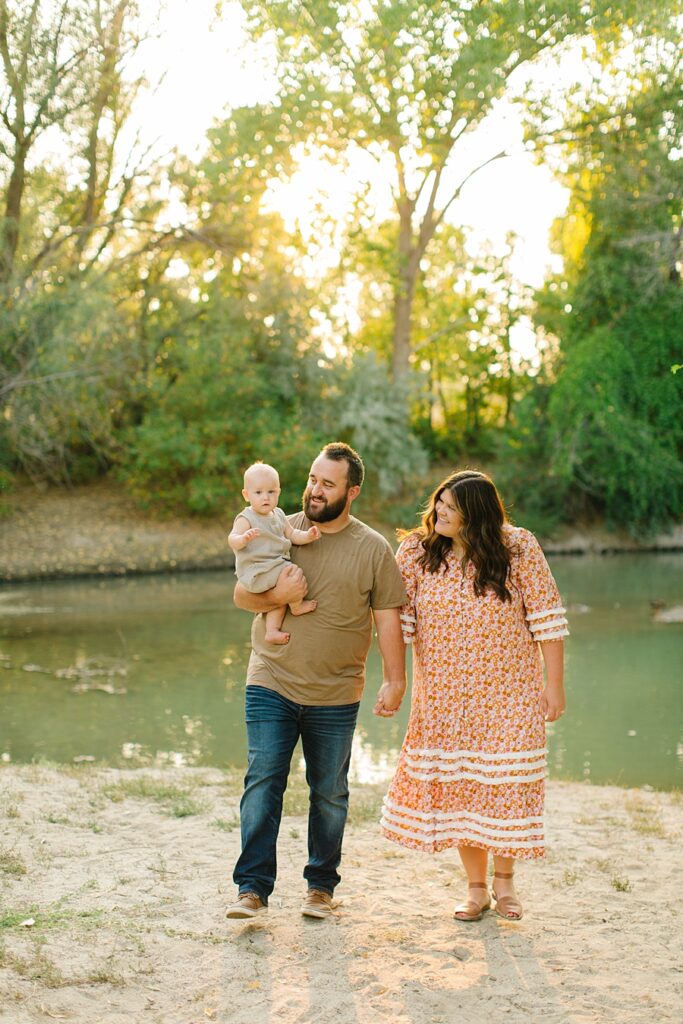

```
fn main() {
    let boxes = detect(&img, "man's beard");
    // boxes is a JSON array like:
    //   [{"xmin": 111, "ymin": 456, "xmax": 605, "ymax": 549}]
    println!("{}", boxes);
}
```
[{"xmin": 302, "ymin": 486, "xmax": 350, "ymax": 523}]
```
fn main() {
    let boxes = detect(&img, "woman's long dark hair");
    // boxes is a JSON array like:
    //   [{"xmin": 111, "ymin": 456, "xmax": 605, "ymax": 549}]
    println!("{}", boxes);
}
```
[{"xmin": 406, "ymin": 470, "xmax": 512, "ymax": 601}]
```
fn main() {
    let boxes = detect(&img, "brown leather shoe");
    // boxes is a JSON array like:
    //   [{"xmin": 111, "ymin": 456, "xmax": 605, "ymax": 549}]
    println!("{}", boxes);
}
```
[
  {"xmin": 301, "ymin": 889, "xmax": 336, "ymax": 918},
  {"xmin": 492, "ymin": 872, "xmax": 523, "ymax": 920},
  {"xmin": 454, "ymin": 882, "xmax": 491, "ymax": 922},
  {"xmin": 225, "ymin": 891, "xmax": 267, "ymax": 919}
]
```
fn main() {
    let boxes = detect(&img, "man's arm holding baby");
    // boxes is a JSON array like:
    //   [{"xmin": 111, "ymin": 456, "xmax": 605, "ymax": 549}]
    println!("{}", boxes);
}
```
[{"xmin": 233, "ymin": 563, "xmax": 308, "ymax": 613}]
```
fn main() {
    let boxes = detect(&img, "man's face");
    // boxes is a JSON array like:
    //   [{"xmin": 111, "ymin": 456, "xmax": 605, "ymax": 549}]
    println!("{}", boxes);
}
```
[{"xmin": 302, "ymin": 455, "xmax": 357, "ymax": 523}]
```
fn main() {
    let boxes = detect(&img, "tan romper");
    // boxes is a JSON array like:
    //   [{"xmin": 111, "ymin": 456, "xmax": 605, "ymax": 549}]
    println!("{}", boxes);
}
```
[{"xmin": 234, "ymin": 506, "xmax": 291, "ymax": 593}]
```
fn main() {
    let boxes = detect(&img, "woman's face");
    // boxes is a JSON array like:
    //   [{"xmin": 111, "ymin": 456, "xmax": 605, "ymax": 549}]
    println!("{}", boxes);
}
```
[{"xmin": 434, "ymin": 488, "xmax": 463, "ymax": 540}]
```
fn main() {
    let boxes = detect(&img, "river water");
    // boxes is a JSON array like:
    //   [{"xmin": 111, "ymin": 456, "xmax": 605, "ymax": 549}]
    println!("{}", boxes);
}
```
[{"xmin": 1, "ymin": 554, "xmax": 681, "ymax": 789}]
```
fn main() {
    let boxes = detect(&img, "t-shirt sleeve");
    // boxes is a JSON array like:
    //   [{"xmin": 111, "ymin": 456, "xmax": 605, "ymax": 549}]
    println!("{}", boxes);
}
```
[
  {"xmin": 369, "ymin": 537, "xmax": 408, "ymax": 611},
  {"xmin": 516, "ymin": 529, "xmax": 569, "ymax": 642},
  {"xmin": 396, "ymin": 536, "xmax": 421, "ymax": 644}
]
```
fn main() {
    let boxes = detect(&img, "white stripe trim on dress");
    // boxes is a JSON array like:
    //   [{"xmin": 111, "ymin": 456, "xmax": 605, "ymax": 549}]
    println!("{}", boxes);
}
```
[
  {"xmin": 381, "ymin": 818, "xmax": 544, "ymax": 849},
  {"xmin": 528, "ymin": 617, "xmax": 569, "ymax": 633},
  {"xmin": 383, "ymin": 796, "xmax": 543, "ymax": 829},
  {"xmin": 403, "ymin": 754, "xmax": 546, "ymax": 774},
  {"xmin": 406, "ymin": 746, "xmax": 547, "ymax": 762},
  {"xmin": 404, "ymin": 766, "xmax": 546, "ymax": 784},
  {"xmin": 526, "ymin": 606, "xmax": 566, "ymax": 622},
  {"xmin": 382, "ymin": 809, "xmax": 544, "ymax": 840},
  {"xmin": 534, "ymin": 628, "xmax": 569, "ymax": 641}
]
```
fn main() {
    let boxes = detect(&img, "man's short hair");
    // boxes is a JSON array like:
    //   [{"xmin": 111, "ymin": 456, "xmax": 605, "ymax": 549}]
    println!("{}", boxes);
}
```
[{"xmin": 321, "ymin": 442, "xmax": 365, "ymax": 488}]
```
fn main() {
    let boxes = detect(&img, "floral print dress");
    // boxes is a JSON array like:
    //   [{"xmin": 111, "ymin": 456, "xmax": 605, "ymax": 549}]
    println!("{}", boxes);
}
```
[{"xmin": 381, "ymin": 525, "xmax": 569, "ymax": 860}]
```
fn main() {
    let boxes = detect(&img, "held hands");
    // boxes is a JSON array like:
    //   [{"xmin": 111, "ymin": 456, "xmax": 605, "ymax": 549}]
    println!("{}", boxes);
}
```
[
  {"xmin": 373, "ymin": 680, "xmax": 406, "ymax": 718},
  {"xmin": 542, "ymin": 682, "xmax": 566, "ymax": 722}
]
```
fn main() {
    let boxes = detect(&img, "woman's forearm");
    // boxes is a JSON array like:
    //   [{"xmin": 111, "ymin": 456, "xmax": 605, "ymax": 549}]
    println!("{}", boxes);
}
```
[{"xmin": 540, "ymin": 639, "xmax": 564, "ymax": 687}]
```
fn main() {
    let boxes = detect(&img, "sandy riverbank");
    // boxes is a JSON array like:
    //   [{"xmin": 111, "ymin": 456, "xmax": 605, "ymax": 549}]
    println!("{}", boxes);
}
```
[
  {"xmin": 2, "ymin": 481, "xmax": 683, "ymax": 583},
  {"xmin": 0, "ymin": 483, "xmax": 234, "ymax": 582},
  {"xmin": 0, "ymin": 765, "xmax": 681, "ymax": 1024}
]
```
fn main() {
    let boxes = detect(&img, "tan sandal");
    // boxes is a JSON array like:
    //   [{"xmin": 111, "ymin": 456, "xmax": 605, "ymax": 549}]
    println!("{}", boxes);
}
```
[
  {"xmin": 492, "ymin": 871, "xmax": 523, "ymax": 920},
  {"xmin": 454, "ymin": 882, "xmax": 491, "ymax": 922}
]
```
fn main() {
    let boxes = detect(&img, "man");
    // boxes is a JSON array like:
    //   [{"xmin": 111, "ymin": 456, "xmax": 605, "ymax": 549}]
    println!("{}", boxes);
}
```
[{"xmin": 226, "ymin": 442, "xmax": 406, "ymax": 920}]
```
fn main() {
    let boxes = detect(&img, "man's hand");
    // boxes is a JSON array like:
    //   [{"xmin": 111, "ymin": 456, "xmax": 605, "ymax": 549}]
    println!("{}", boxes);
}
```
[
  {"xmin": 373, "ymin": 680, "xmax": 406, "ymax": 718},
  {"xmin": 270, "ymin": 563, "xmax": 307, "ymax": 606},
  {"xmin": 372, "ymin": 609, "xmax": 406, "ymax": 717},
  {"xmin": 233, "ymin": 564, "xmax": 307, "ymax": 613}
]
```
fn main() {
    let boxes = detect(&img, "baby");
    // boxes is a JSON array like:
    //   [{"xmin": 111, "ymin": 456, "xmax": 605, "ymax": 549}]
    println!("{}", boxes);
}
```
[{"xmin": 228, "ymin": 462, "xmax": 320, "ymax": 644}]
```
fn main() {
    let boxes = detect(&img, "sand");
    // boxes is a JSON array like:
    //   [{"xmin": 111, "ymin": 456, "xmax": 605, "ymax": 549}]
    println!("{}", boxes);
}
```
[
  {"xmin": 0, "ymin": 483, "xmax": 234, "ymax": 582},
  {"xmin": 0, "ymin": 765, "xmax": 681, "ymax": 1024}
]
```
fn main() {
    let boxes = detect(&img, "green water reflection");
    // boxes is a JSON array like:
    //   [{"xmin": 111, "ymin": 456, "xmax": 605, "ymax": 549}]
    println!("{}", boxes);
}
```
[{"xmin": 0, "ymin": 555, "xmax": 681, "ymax": 789}]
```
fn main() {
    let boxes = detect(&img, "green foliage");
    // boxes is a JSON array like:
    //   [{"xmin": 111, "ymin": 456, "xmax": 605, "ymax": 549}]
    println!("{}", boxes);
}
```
[
  {"xmin": 331, "ymin": 354, "xmax": 428, "ymax": 497},
  {"xmin": 495, "ymin": 379, "xmax": 569, "ymax": 537},
  {"xmin": 0, "ymin": 278, "xmax": 139, "ymax": 483},
  {"xmin": 244, "ymin": 0, "xmax": 672, "ymax": 383},
  {"xmin": 1, "ymin": 0, "xmax": 680, "ymax": 544},
  {"xmin": 0, "ymin": 1, "xmax": 159, "ymax": 484},
  {"xmin": 118, "ymin": 284, "xmax": 326, "ymax": 515},
  {"xmin": 546, "ymin": 319, "xmax": 683, "ymax": 534},
  {"xmin": 508, "ymin": 58, "xmax": 683, "ymax": 536},
  {"xmin": 345, "ymin": 220, "xmax": 537, "ymax": 460}
]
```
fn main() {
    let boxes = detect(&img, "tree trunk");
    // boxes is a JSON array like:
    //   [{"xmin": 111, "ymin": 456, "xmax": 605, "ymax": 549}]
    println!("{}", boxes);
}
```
[
  {"xmin": 78, "ymin": 2, "xmax": 127, "ymax": 252},
  {"xmin": 391, "ymin": 204, "xmax": 418, "ymax": 383},
  {"xmin": 392, "ymin": 282, "xmax": 415, "ymax": 383},
  {"xmin": 0, "ymin": 141, "xmax": 28, "ymax": 284}
]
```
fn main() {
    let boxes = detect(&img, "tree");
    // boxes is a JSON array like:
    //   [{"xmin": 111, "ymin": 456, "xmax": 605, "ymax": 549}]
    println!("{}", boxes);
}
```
[
  {"xmin": 243, "ymin": 0, "xmax": 665, "ymax": 384},
  {"xmin": 505, "ymin": 53, "xmax": 683, "ymax": 535},
  {"xmin": 342, "ymin": 216, "xmax": 535, "ymax": 455},
  {"xmin": 0, "ymin": 1, "xmax": 164, "ymax": 482},
  {"xmin": 0, "ymin": 0, "xmax": 93, "ymax": 282},
  {"xmin": 118, "ymin": 279, "xmax": 327, "ymax": 514}
]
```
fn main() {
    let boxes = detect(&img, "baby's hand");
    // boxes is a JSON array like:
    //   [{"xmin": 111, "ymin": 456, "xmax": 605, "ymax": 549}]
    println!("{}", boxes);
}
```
[
  {"xmin": 307, "ymin": 525, "xmax": 321, "ymax": 541},
  {"xmin": 243, "ymin": 528, "xmax": 260, "ymax": 543}
]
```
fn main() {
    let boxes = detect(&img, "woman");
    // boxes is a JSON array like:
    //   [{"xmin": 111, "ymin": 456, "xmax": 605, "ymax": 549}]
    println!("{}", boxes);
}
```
[{"xmin": 375, "ymin": 470, "xmax": 567, "ymax": 922}]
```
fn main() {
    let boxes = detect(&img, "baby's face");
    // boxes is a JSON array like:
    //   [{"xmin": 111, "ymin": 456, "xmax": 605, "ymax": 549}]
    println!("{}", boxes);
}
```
[{"xmin": 243, "ymin": 469, "xmax": 281, "ymax": 515}]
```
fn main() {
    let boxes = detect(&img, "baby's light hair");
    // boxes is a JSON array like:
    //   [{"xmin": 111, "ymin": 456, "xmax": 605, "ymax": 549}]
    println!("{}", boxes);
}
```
[{"xmin": 243, "ymin": 462, "xmax": 280, "ymax": 489}]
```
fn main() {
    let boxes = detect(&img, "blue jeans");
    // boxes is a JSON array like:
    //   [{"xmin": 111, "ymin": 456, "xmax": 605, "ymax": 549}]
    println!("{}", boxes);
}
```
[{"xmin": 233, "ymin": 685, "xmax": 360, "ymax": 904}]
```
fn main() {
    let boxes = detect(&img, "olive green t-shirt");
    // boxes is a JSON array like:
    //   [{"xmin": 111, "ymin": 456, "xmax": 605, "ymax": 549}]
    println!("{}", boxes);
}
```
[{"xmin": 246, "ymin": 513, "xmax": 406, "ymax": 705}]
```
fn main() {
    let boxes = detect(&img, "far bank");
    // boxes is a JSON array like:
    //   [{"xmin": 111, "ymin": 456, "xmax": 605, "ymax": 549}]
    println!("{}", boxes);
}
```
[{"xmin": 1, "ymin": 480, "xmax": 682, "ymax": 583}]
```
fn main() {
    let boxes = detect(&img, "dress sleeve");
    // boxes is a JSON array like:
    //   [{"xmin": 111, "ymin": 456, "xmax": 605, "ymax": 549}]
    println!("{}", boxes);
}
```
[
  {"xmin": 516, "ymin": 529, "xmax": 569, "ymax": 642},
  {"xmin": 396, "ymin": 537, "xmax": 420, "ymax": 645}
]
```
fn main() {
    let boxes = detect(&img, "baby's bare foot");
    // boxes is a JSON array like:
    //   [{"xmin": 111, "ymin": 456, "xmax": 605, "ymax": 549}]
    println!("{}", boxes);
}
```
[
  {"xmin": 265, "ymin": 629, "xmax": 290, "ymax": 645},
  {"xmin": 290, "ymin": 600, "xmax": 317, "ymax": 617}
]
